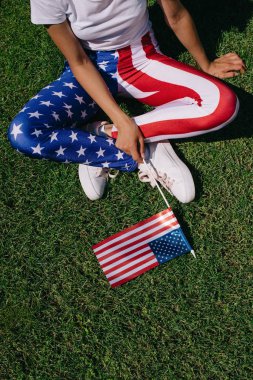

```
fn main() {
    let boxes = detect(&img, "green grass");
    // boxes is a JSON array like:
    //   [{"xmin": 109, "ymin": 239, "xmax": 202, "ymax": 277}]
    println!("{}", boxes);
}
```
[{"xmin": 1, "ymin": 0, "xmax": 253, "ymax": 379}]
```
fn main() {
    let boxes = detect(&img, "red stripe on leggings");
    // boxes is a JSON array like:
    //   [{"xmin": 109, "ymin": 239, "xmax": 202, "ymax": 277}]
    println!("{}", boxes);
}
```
[
  {"xmin": 117, "ymin": 42, "xmax": 202, "ymax": 107},
  {"xmin": 115, "ymin": 33, "xmax": 237, "ymax": 138}
]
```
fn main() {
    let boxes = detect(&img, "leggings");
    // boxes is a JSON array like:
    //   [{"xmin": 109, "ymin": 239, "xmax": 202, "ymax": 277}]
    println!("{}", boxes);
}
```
[{"xmin": 8, "ymin": 30, "xmax": 238, "ymax": 172}]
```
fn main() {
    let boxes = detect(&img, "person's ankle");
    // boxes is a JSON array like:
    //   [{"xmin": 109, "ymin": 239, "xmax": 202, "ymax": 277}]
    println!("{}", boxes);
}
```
[
  {"xmin": 100, "ymin": 123, "xmax": 113, "ymax": 137},
  {"xmin": 138, "ymin": 144, "xmax": 151, "ymax": 168},
  {"xmin": 84, "ymin": 121, "xmax": 113, "ymax": 137}
]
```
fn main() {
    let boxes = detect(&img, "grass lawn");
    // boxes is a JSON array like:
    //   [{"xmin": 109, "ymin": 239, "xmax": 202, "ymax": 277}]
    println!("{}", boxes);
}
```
[{"xmin": 1, "ymin": 0, "xmax": 253, "ymax": 379}]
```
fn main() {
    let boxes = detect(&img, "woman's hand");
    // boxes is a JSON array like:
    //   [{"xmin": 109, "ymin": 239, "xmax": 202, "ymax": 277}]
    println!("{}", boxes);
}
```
[
  {"xmin": 204, "ymin": 53, "xmax": 246, "ymax": 79},
  {"xmin": 115, "ymin": 119, "xmax": 145, "ymax": 163}
]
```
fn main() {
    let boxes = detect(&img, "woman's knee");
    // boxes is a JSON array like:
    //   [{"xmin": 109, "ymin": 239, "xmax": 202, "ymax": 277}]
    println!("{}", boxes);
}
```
[
  {"xmin": 217, "ymin": 83, "xmax": 239, "ymax": 127},
  {"xmin": 8, "ymin": 112, "xmax": 35, "ymax": 154},
  {"xmin": 202, "ymin": 81, "xmax": 239, "ymax": 132}
]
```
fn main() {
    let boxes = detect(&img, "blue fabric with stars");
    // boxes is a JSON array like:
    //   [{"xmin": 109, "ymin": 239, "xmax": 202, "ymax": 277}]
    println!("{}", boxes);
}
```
[
  {"xmin": 149, "ymin": 228, "xmax": 192, "ymax": 264},
  {"xmin": 8, "ymin": 50, "xmax": 137, "ymax": 172}
]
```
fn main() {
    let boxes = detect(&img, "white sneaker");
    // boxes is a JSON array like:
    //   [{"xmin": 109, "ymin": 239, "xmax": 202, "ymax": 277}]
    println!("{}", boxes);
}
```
[
  {"xmin": 138, "ymin": 141, "xmax": 195, "ymax": 203},
  {"xmin": 78, "ymin": 164, "xmax": 118, "ymax": 200}
]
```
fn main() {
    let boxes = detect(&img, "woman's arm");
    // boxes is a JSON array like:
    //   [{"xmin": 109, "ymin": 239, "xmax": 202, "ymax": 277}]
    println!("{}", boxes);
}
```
[
  {"xmin": 158, "ymin": 0, "xmax": 246, "ymax": 78},
  {"xmin": 46, "ymin": 21, "xmax": 145, "ymax": 162}
]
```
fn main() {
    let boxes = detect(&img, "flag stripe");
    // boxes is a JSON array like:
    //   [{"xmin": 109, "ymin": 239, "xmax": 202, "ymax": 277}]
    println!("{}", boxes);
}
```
[
  {"xmin": 93, "ymin": 208, "xmax": 172, "ymax": 251},
  {"xmin": 106, "ymin": 251, "xmax": 154, "ymax": 279},
  {"xmin": 95, "ymin": 212, "xmax": 176, "ymax": 256},
  {"xmin": 109, "ymin": 258, "xmax": 159, "ymax": 286},
  {"xmin": 98, "ymin": 220, "xmax": 179, "ymax": 262},
  {"xmin": 102, "ymin": 246, "xmax": 151, "ymax": 270},
  {"xmin": 103, "ymin": 251, "xmax": 154, "ymax": 275},
  {"xmin": 100, "ymin": 244, "xmax": 152, "ymax": 266},
  {"xmin": 110, "ymin": 260, "xmax": 159, "ymax": 287}
]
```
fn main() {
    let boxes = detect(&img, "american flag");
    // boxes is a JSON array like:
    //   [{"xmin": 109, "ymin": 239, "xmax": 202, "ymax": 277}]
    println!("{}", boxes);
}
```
[{"xmin": 92, "ymin": 208, "xmax": 193, "ymax": 287}]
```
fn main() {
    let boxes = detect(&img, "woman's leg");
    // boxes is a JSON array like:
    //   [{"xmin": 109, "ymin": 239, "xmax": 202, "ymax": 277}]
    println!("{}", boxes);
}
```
[
  {"xmin": 111, "ymin": 31, "xmax": 238, "ymax": 141},
  {"xmin": 8, "ymin": 63, "xmax": 137, "ymax": 172}
]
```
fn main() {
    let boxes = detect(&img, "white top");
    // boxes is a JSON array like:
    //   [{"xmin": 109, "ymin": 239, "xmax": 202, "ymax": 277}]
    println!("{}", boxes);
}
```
[{"xmin": 30, "ymin": 0, "xmax": 151, "ymax": 51}]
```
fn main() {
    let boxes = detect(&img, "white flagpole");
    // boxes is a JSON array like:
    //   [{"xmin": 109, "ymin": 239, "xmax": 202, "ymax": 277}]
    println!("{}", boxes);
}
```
[
  {"xmin": 143, "ymin": 160, "xmax": 171, "ymax": 209},
  {"xmin": 191, "ymin": 250, "xmax": 196, "ymax": 258},
  {"xmin": 143, "ymin": 159, "xmax": 196, "ymax": 259}
]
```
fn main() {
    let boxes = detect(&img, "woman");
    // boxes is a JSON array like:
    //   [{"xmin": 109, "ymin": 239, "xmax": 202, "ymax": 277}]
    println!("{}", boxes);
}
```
[{"xmin": 8, "ymin": 0, "xmax": 245, "ymax": 202}]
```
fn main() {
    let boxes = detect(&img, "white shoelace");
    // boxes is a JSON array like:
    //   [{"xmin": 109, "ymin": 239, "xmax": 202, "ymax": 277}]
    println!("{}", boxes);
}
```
[
  {"xmin": 95, "ymin": 167, "xmax": 119, "ymax": 179},
  {"xmin": 138, "ymin": 163, "xmax": 174, "ymax": 195}
]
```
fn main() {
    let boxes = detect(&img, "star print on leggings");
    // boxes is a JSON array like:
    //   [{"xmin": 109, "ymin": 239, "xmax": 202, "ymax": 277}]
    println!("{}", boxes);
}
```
[{"xmin": 8, "ymin": 55, "xmax": 137, "ymax": 172}]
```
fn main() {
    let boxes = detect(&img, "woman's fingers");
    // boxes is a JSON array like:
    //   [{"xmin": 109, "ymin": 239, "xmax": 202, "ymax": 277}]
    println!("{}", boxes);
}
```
[
  {"xmin": 218, "ymin": 71, "xmax": 239, "ymax": 79},
  {"xmin": 215, "ymin": 54, "xmax": 246, "ymax": 71},
  {"xmin": 210, "ymin": 56, "xmax": 246, "ymax": 78},
  {"xmin": 227, "ymin": 63, "xmax": 245, "ymax": 71},
  {"xmin": 223, "ymin": 52, "xmax": 237, "ymax": 57},
  {"xmin": 139, "ymin": 135, "xmax": 145, "ymax": 160},
  {"xmin": 223, "ymin": 52, "xmax": 242, "ymax": 61},
  {"xmin": 115, "ymin": 131, "xmax": 145, "ymax": 163},
  {"xmin": 131, "ymin": 143, "xmax": 143, "ymax": 163}
]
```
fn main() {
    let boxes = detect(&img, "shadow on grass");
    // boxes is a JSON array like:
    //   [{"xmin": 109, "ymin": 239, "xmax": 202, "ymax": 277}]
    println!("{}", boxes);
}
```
[{"xmin": 150, "ymin": 0, "xmax": 253, "ymax": 60}]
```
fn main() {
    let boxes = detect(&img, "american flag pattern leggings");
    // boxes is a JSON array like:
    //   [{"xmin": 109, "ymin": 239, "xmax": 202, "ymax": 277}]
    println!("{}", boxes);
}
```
[{"xmin": 8, "ymin": 30, "xmax": 238, "ymax": 172}]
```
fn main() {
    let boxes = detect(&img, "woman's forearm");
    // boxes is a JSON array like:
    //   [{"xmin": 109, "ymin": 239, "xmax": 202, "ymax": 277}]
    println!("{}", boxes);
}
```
[
  {"xmin": 46, "ymin": 22, "xmax": 130, "ymax": 130},
  {"xmin": 70, "ymin": 58, "xmax": 130, "ymax": 129},
  {"xmin": 169, "ymin": 9, "xmax": 210, "ymax": 70},
  {"xmin": 159, "ymin": 0, "xmax": 210, "ymax": 71}
]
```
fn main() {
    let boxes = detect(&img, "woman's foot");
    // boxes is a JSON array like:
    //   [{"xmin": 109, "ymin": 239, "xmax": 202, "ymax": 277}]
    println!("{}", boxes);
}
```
[
  {"xmin": 79, "ymin": 122, "xmax": 115, "ymax": 200},
  {"xmin": 138, "ymin": 141, "xmax": 195, "ymax": 204},
  {"xmin": 78, "ymin": 164, "xmax": 118, "ymax": 200}
]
